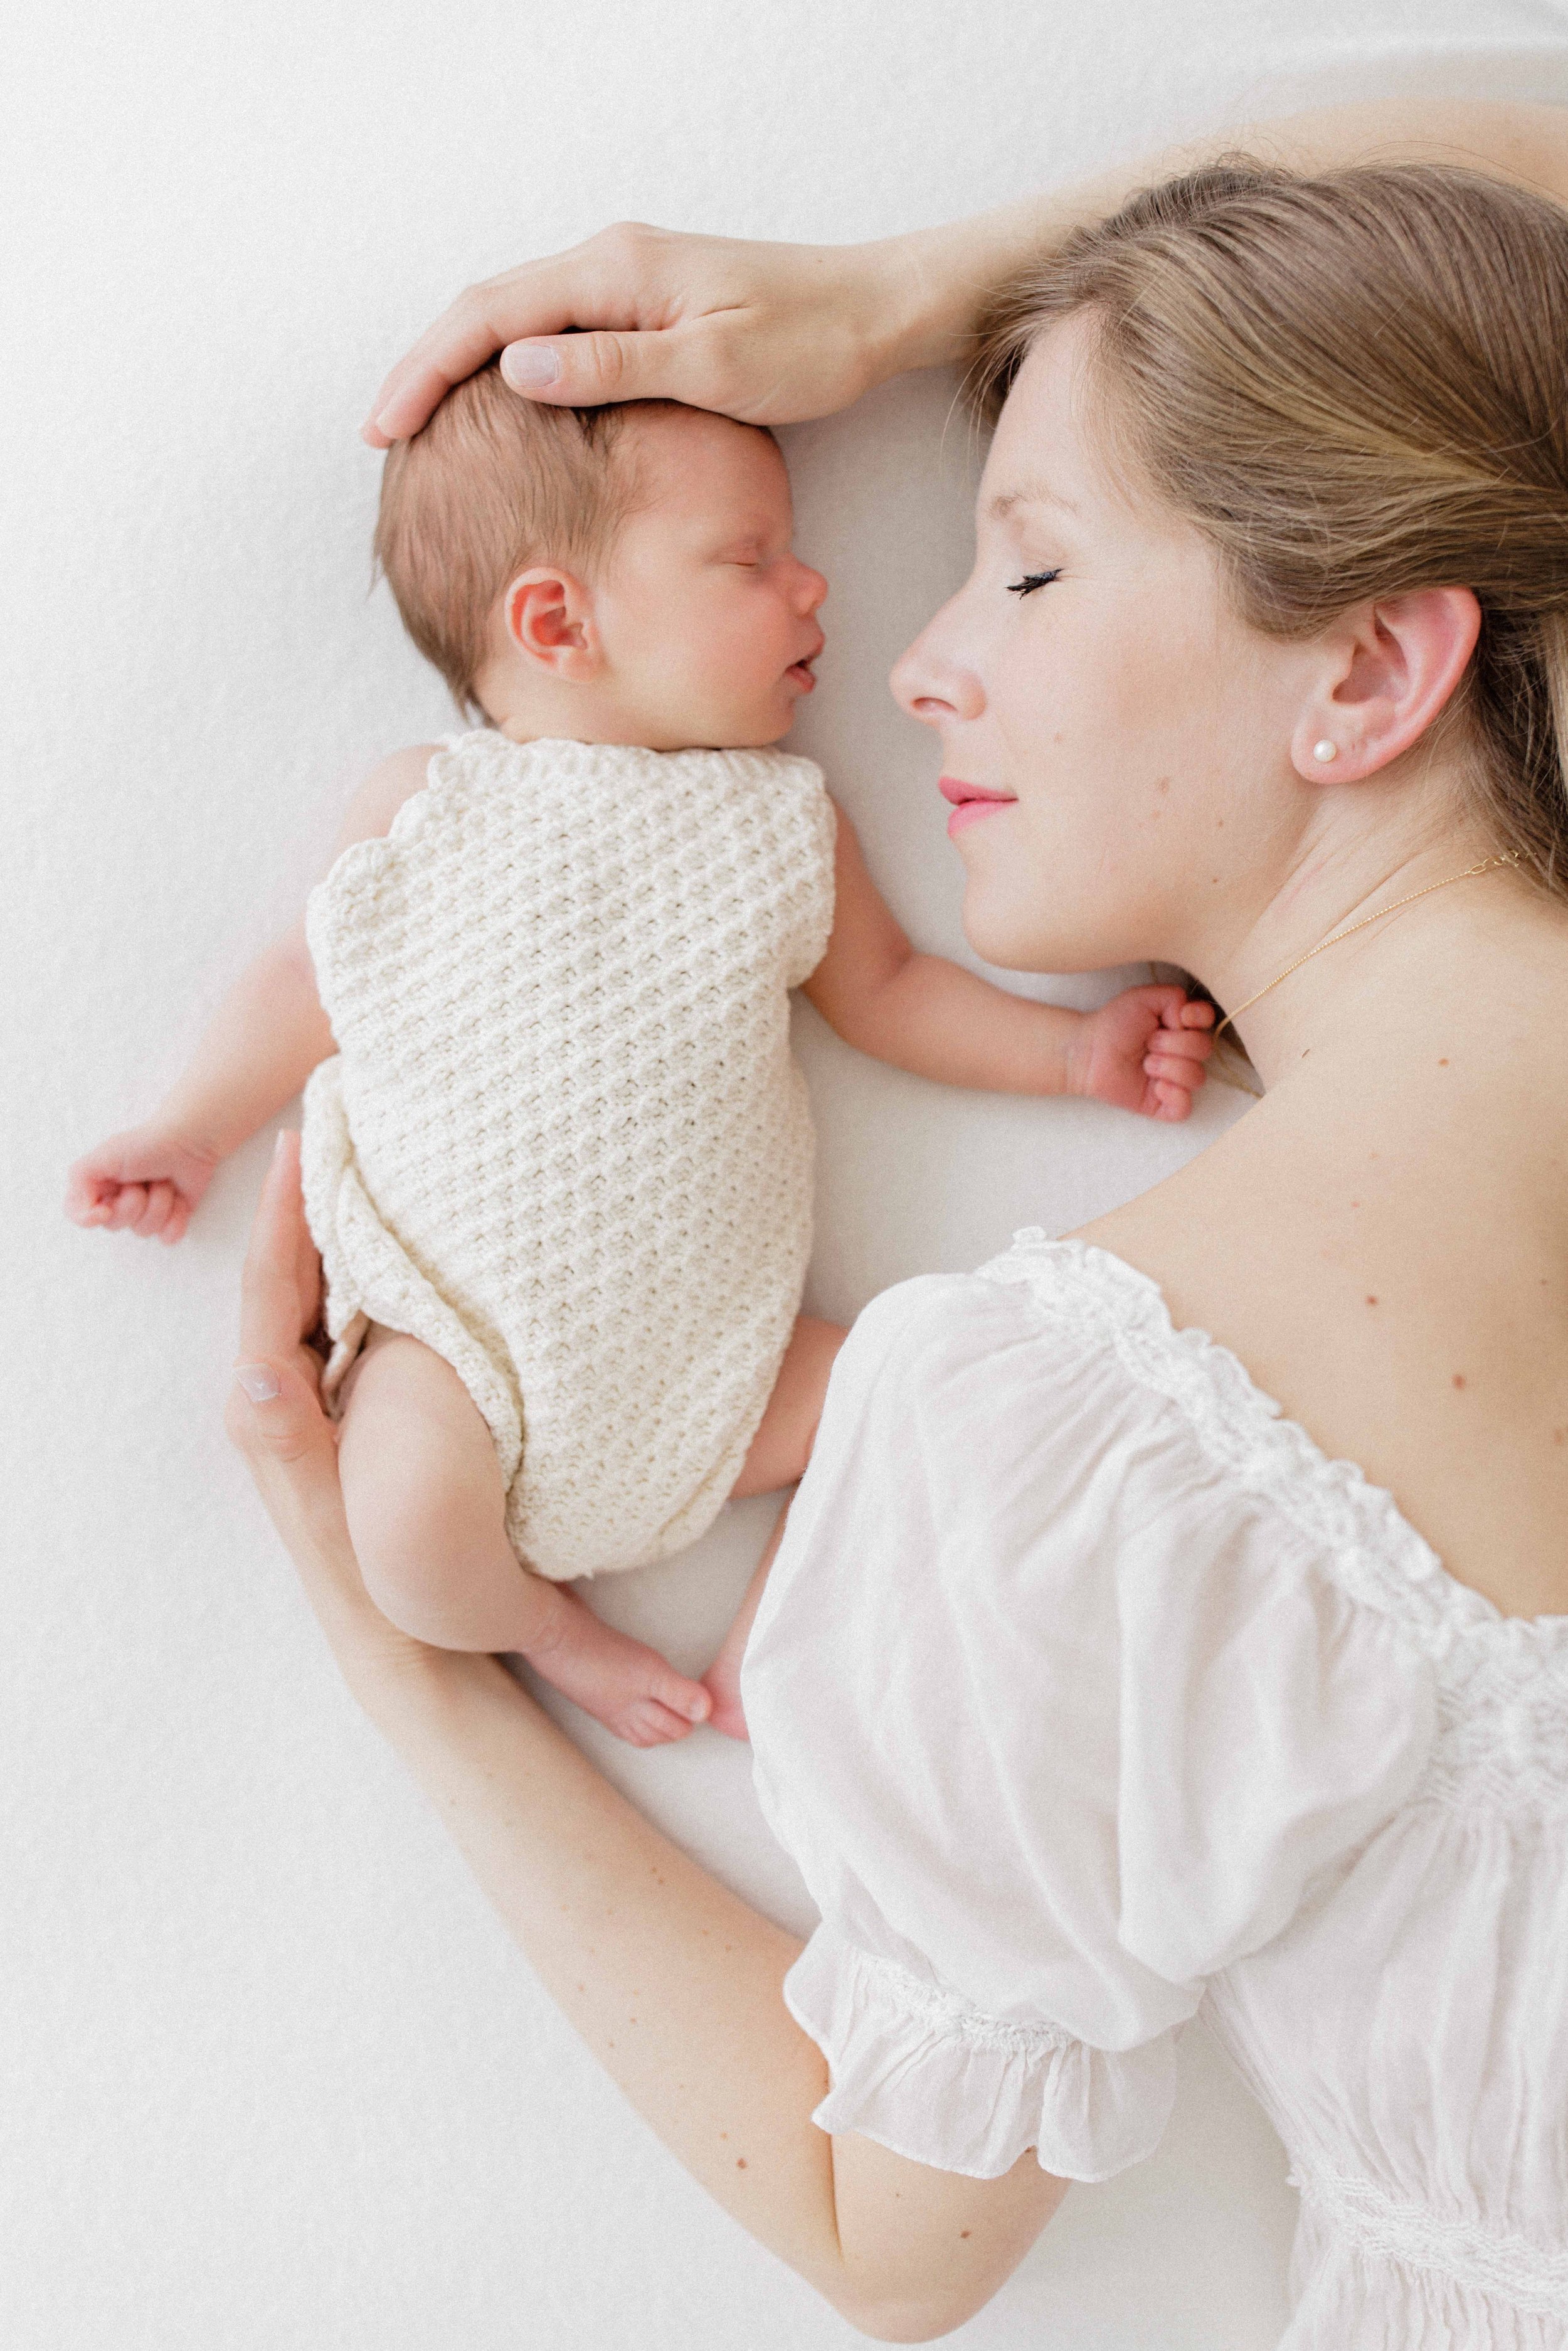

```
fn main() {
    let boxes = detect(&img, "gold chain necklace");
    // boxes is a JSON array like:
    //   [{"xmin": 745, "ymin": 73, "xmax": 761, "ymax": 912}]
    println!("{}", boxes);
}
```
[{"xmin": 1211, "ymin": 853, "xmax": 1520, "ymax": 1044}]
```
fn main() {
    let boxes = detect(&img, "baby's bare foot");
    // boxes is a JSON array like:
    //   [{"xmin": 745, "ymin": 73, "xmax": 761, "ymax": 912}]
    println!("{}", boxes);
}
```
[
  {"xmin": 523, "ymin": 1585, "xmax": 712, "ymax": 1747},
  {"xmin": 701, "ymin": 1632, "xmax": 751, "ymax": 1743}
]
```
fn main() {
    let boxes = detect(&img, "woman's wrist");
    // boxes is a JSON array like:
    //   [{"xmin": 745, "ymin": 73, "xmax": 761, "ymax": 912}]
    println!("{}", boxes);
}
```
[{"xmin": 869, "ymin": 216, "xmax": 1015, "ymax": 379}]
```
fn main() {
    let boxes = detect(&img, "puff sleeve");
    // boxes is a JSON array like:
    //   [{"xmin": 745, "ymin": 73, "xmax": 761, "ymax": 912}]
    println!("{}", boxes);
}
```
[{"xmin": 743, "ymin": 1248, "xmax": 1437, "ymax": 2182}]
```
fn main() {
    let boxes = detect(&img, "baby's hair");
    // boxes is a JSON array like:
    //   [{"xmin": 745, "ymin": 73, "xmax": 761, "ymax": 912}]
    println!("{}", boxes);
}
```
[{"xmin": 374, "ymin": 366, "xmax": 651, "ymax": 719}]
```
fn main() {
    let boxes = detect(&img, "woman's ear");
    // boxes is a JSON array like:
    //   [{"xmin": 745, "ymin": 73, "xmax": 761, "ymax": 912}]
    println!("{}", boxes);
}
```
[
  {"xmin": 1290, "ymin": 586, "xmax": 1481, "ymax": 782},
  {"xmin": 502, "ymin": 567, "xmax": 603, "ymax": 679}
]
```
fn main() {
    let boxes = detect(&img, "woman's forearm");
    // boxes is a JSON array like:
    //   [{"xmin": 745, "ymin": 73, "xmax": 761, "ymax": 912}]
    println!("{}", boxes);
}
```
[
  {"xmin": 366, "ymin": 101, "xmax": 1567, "ymax": 440},
  {"xmin": 344, "ymin": 1640, "xmax": 1062, "ymax": 2337},
  {"xmin": 233, "ymin": 1130, "xmax": 1067, "ymax": 2342},
  {"xmin": 352, "ymin": 1650, "xmax": 857, "ymax": 2297},
  {"xmin": 879, "ymin": 98, "xmax": 1568, "ymax": 374}
]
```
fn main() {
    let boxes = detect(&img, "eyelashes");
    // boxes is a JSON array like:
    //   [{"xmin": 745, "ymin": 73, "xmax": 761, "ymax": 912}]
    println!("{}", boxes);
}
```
[{"xmin": 1007, "ymin": 568, "xmax": 1062, "ymax": 598}]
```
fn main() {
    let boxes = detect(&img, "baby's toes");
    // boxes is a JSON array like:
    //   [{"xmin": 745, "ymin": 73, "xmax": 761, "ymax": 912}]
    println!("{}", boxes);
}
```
[
  {"xmin": 702, "ymin": 1677, "xmax": 750, "ymax": 1743},
  {"xmin": 620, "ymin": 1696, "xmax": 699, "ymax": 1747},
  {"xmin": 652, "ymin": 1663, "xmax": 711, "ymax": 1727}
]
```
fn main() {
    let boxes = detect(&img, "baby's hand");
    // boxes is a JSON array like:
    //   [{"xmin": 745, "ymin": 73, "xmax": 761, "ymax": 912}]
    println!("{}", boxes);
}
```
[
  {"xmin": 1070, "ymin": 987, "xmax": 1215, "ymax": 1123},
  {"xmin": 64, "ymin": 1123, "xmax": 223, "ymax": 1245}
]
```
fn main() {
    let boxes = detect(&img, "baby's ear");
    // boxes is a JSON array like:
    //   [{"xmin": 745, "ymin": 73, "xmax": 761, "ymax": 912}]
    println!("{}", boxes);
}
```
[{"xmin": 502, "ymin": 566, "xmax": 602, "ymax": 677}]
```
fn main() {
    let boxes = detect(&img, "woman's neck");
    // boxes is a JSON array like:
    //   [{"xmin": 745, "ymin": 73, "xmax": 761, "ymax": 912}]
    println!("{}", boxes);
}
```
[{"xmin": 1197, "ymin": 819, "xmax": 1527, "ymax": 1091}]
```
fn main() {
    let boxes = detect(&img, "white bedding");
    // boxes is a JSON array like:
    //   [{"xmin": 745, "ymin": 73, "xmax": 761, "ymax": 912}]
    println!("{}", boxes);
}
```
[{"xmin": 8, "ymin": 3, "xmax": 1565, "ymax": 2343}]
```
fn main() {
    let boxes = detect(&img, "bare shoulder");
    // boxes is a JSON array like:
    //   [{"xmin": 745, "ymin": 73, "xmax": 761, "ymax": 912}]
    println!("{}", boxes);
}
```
[
  {"xmin": 330, "ymin": 743, "xmax": 443, "ymax": 856},
  {"xmin": 1252, "ymin": 98, "xmax": 1568, "ymax": 206},
  {"xmin": 1475, "ymin": 100, "xmax": 1568, "ymax": 206}
]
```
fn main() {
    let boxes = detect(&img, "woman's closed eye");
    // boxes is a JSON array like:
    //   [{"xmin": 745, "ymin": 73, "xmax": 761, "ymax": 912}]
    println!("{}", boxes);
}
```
[{"xmin": 1007, "ymin": 568, "xmax": 1062, "ymax": 597}]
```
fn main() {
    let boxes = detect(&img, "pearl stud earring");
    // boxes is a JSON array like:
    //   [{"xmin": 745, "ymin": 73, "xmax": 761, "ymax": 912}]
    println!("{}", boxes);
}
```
[{"xmin": 1312, "ymin": 740, "xmax": 1338, "ymax": 764}]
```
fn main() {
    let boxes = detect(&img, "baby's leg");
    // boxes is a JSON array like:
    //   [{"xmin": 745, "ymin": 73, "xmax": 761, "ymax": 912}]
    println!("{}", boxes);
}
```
[
  {"xmin": 728, "ymin": 1315, "xmax": 847, "ymax": 1499},
  {"xmin": 704, "ymin": 1315, "xmax": 847, "ymax": 1740},
  {"xmin": 338, "ymin": 1328, "xmax": 712, "ymax": 1746}
]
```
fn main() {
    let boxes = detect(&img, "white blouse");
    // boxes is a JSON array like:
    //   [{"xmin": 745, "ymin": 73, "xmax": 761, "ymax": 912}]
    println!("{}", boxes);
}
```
[{"xmin": 743, "ymin": 1233, "xmax": 1568, "ymax": 2348}]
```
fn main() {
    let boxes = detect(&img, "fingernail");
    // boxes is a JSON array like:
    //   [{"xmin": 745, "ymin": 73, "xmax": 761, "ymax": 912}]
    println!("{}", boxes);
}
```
[
  {"xmin": 502, "ymin": 343, "xmax": 561, "ymax": 390},
  {"xmin": 235, "ymin": 1364, "xmax": 280, "ymax": 1403}
]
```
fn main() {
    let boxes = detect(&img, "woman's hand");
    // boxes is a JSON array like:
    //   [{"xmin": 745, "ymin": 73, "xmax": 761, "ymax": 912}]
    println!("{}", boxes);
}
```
[
  {"xmin": 226, "ymin": 1130, "xmax": 435, "ymax": 1687},
  {"xmin": 363, "ymin": 103, "xmax": 1565, "ymax": 451},
  {"xmin": 363, "ymin": 223, "xmax": 935, "ymax": 446}
]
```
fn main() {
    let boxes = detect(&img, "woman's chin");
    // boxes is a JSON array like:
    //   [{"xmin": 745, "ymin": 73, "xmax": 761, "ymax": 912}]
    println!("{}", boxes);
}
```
[{"xmin": 961, "ymin": 894, "xmax": 1068, "ymax": 974}]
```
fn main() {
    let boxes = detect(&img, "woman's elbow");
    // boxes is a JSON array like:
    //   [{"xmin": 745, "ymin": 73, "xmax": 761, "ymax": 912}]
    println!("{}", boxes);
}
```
[{"xmin": 832, "ymin": 2284, "xmax": 998, "ymax": 2343}]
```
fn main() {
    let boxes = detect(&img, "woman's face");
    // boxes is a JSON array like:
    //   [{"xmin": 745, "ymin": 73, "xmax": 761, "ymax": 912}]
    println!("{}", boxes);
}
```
[{"xmin": 892, "ymin": 314, "xmax": 1306, "ymax": 975}]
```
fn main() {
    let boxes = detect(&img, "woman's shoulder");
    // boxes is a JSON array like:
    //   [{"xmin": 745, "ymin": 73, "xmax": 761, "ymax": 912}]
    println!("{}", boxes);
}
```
[
  {"xmin": 747, "ymin": 1231, "xmax": 1440, "ymax": 2054},
  {"xmin": 824, "ymin": 1229, "xmax": 1473, "ymax": 1648}
]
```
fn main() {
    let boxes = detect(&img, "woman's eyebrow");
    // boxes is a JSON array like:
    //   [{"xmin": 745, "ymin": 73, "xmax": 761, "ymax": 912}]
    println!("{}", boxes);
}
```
[{"xmin": 988, "ymin": 482, "xmax": 1079, "ymax": 521}]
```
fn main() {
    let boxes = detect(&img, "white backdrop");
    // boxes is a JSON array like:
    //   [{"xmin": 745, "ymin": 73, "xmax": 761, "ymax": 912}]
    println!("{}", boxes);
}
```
[{"xmin": 6, "ymin": 5, "xmax": 1566, "ymax": 2346}]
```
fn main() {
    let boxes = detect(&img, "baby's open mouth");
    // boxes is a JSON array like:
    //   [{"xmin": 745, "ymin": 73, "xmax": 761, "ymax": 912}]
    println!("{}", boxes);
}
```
[{"xmin": 785, "ymin": 656, "xmax": 818, "ymax": 691}]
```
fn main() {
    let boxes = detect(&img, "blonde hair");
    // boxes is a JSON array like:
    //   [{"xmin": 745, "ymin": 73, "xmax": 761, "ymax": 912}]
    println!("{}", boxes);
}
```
[
  {"xmin": 973, "ymin": 161, "xmax": 1568, "ymax": 898},
  {"xmin": 374, "ymin": 366, "xmax": 645, "ymax": 718}
]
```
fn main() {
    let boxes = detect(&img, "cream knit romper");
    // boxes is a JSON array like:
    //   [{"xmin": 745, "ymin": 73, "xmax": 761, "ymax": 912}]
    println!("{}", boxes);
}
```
[{"xmin": 300, "ymin": 731, "xmax": 837, "ymax": 1581}]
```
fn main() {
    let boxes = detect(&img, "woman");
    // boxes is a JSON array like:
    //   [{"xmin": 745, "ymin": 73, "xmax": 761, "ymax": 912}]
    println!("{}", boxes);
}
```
[{"xmin": 233, "ymin": 100, "xmax": 1568, "ymax": 2345}]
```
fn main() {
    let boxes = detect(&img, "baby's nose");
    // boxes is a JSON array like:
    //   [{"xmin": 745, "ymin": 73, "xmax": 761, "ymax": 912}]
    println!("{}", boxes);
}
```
[{"xmin": 795, "ymin": 563, "xmax": 829, "ymax": 612}]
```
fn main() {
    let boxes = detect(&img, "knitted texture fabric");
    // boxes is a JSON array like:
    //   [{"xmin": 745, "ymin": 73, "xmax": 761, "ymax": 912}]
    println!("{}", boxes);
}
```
[{"xmin": 300, "ymin": 731, "xmax": 836, "ymax": 1579}]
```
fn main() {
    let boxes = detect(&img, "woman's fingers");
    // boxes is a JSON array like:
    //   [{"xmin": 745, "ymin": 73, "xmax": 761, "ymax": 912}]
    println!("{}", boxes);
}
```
[
  {"xmin": 364, "ymin": 229, "xmax": 691, "ymax": 442},
  {"xmin": 238, "ymin": 1133, "xmax": 316, "ymax": 1366},
  {"xmin": 363, "ymin": 225, "xmax": 884, "ymax": 443},
  {"xmin": 229, "ymin": 1136, "xmax": 438, "ymax": 1678}
]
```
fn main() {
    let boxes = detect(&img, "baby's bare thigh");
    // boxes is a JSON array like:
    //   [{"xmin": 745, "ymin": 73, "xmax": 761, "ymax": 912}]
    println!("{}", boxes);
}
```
[
  {"xmin": 337, "ymin": 1325, "xmax": 503, "ymax": 1504},
  {"xmin": 730, "ymin": 1314, "xmax": 847, "ymax": 1500}
]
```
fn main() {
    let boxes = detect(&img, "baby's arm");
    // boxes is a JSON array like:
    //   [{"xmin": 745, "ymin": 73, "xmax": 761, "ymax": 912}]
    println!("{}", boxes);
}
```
[
  {"xmin": 801, "ymin": 805, "xmax": 1214, "ymax": 1122},
  {"xmin": 65, "ymin": 745, "xmax": 439, "ymax": 1241}
]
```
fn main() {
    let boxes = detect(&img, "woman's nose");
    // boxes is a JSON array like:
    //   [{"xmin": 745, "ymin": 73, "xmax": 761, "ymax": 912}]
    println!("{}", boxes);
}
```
[{"xmin": 889, "ymin": 614, "xmax": 982, "ymax": 726}]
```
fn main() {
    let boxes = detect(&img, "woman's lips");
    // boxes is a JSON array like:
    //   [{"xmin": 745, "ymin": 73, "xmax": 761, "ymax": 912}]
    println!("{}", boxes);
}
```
[{"xmin": 939, "ymin": 775, "xmax": 1015, "ymax": 836}]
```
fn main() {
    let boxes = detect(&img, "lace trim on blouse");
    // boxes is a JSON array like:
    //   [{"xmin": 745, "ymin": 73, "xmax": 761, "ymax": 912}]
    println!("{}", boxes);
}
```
[
  {"xmin": 981, "ymin": 1233, "xmax": 1568, "ymax": 1815},
  {"xmin": 1293, "ymin": 2167, "xmax": 1568, "ymax": 2318},
  {"xmin": 783, "ymin": 1928, "xmax": 1178, "ymax": 2183},
  {"xmin": 830, "ymin": 1943, "xmax": 1076, "ymax": 2062}
]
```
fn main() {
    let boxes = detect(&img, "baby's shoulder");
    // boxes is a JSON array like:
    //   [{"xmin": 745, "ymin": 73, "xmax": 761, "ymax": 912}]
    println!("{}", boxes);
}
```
[{"xmin": 326, "ymin": 742, "xmax": 443, "ymax": 860}]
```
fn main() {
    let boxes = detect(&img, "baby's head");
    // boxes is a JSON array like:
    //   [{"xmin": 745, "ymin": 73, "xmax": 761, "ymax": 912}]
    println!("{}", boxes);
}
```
[{"xmin": 375, "ymin": 368, "xmax": 827, "ymax": 749}]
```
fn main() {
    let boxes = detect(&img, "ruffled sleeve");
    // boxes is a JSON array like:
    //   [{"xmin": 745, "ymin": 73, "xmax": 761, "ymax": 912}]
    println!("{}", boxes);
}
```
[{"xmin": 743, "ymin": 1251, "xmax": 1437, "ymax": 2182}]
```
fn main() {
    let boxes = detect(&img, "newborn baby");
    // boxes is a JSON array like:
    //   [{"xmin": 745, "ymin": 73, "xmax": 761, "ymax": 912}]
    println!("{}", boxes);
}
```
[{"xmin": 66, "ymin": 371, "xmax": 1214, "ymax": 1744}]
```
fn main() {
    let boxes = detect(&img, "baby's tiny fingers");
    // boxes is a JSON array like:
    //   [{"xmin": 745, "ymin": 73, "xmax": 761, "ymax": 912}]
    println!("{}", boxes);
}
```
[
  {"xmin": 1179, "ymin": 999, "xmax": 1216, "ymax": 1027},
  {"xmin": 1158, "ymin": 1028, "xmax": 1214, "ymax": 1061},
  {"xmin": 134, "ymin": 1181, "xmax": 176, "ymax": 1237},
  {"xmin": 105, "ymin": 1183, "xmax": 149, "ymax": 1230},
  {"xmin": 1145, "ymin": 1053, "xmax": 1205, "ymax": 1086}
]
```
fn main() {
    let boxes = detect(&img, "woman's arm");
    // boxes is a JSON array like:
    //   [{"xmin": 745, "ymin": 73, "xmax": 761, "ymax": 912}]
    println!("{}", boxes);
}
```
[
  {"xmin": 364, "ymin": 100, "xmax": 1568, "ymax": 443},
  {"xmin": 229, "ymin": 1134, "xmax": 1067, "ymax": 2343}
]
